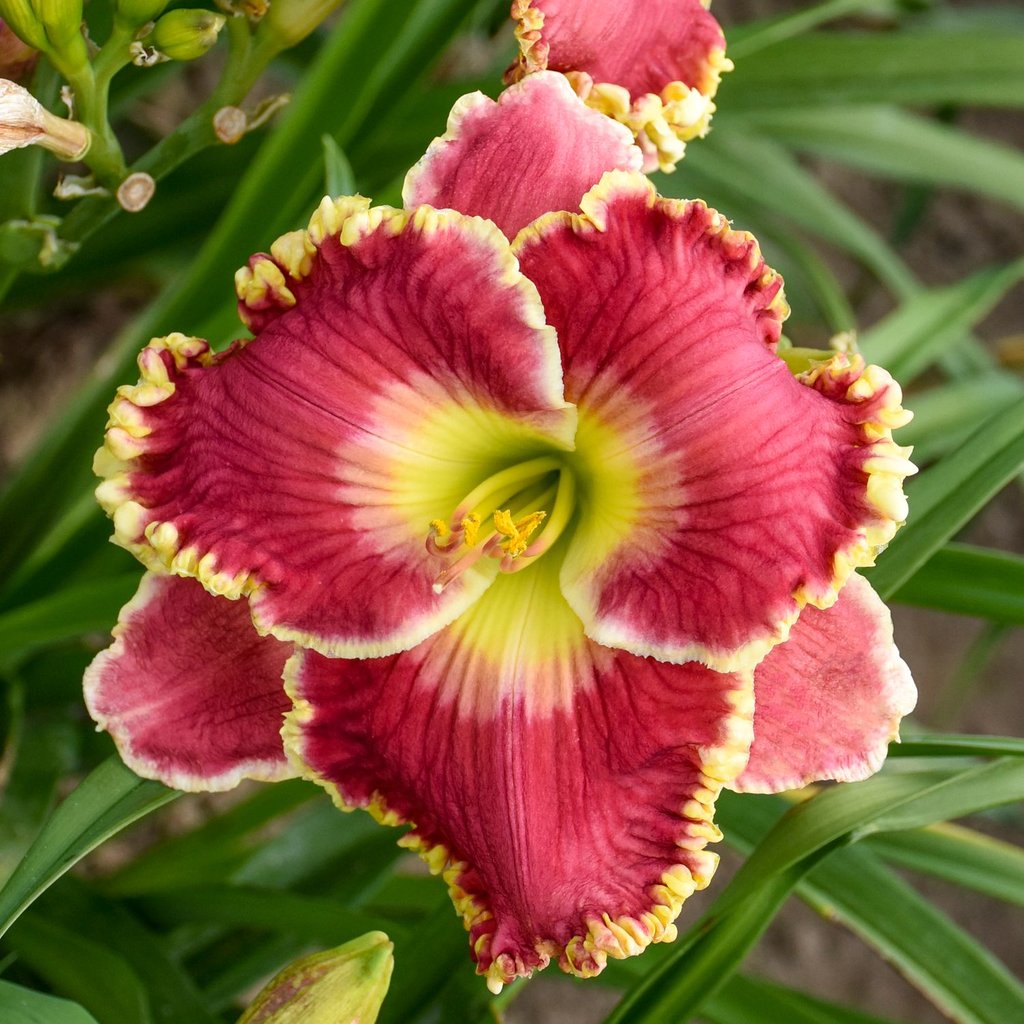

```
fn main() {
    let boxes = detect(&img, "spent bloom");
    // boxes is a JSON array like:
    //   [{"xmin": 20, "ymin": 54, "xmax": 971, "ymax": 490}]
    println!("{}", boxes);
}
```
[
  {"xmin": 85, "ymin": 69, "xmax": 915, "ymax": 991},
  {"xmin": 0, "ymin": 77, "xmax": 89, "ymax": 158}
]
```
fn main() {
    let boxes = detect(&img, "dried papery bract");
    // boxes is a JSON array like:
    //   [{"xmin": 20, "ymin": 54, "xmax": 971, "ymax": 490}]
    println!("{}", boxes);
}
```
[{"xmin": 0, "ymin": 77, "xmax": 89, "ymax": 158}]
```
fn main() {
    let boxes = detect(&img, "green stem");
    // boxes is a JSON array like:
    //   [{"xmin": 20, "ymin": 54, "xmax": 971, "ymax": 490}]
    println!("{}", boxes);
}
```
[
  {"xmin": 58, "ymin": 19, "xmax": 275, "ymax": 245},
  {"xmin": 66, "ymin": 24, "xmax": 136, "ymax": 186}
]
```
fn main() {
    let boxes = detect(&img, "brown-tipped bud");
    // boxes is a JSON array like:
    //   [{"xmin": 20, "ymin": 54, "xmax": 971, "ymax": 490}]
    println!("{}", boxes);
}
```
[
  {"xmin": 0, "ymin": 17, "xmax": 38, "ymax": 80},
  {"xmin": 150, "ymin": 8, "xmax": 224, "ymax": 61},
  {"xmin": 257, "ymin": 0, "xmax": 344, "ymax": 51},
  {"xmin": 0, "ymin": 77, "xmax": 89, "ymax": 159},
  {"xmin": 236, "ymin": 932, "xmax": 394, "ymax": 1024}
]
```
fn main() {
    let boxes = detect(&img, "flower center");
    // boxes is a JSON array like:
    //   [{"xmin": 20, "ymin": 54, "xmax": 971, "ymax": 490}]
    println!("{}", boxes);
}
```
[{"xmin": 427, "ymin": 456, "xmax": 577, "ymax": 592}]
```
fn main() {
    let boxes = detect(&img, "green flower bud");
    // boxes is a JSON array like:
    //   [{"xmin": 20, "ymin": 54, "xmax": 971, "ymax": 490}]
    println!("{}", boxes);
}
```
[
  {"xmin": 0, "ymin": 0, "xmax": 46, "ymax": 50},
  {"xmin": 257, "ymin": 0, "xmax": 344, "ymax": 51},
  {"xmin": 114, "ymin": 0, "xmax": 171, "ymax": 30},
  {"xmin": 237, "ymin": 932, "xmax": 394, "ymax": 1024},
  {"xmin": 150, "ymin": 8, "xmax": 224, "ymax": 61},
  {"xmin": 35, "ymin": 0, "xmax": 83, "ymax": 51}
]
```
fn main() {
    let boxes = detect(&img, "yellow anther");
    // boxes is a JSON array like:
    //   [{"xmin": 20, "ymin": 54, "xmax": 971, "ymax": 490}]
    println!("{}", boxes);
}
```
[
  {"xmin": 461, "ymin": 512, "xmax": 481, "ymax": 547},
  {"xmin": 493, "ymin": 508, "xmax": 546, "ymax": 559},
  {"xmin": 429, "ymin": 518, "xmax": 450, "ymax": 541}
]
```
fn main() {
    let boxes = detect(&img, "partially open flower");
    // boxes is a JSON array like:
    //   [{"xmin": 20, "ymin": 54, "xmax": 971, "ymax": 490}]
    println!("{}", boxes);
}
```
[
  {"xmin": 86, "ymin": 86, "xmax": 915, "ymax": 994},
  {"xmin": 0, "ymin": 77, "xmax": 89, "ymax": 158},
  {"xmin": 506, "ymin": 0, "xmax": 731, "ymax": 172}
]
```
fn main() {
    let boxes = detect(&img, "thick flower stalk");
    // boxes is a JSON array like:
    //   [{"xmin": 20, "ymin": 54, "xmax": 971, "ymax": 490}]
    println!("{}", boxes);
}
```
[
  {"xmin": 86, "ymin": 82, "xmax": 916, "ymax": 991},
  {"xmin": 505, "ymin": 0, "xmax": 732, "ymax": 171}
]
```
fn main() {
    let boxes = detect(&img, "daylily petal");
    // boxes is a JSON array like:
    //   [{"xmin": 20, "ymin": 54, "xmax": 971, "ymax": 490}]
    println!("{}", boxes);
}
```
[
  {"xmin": 94, "ymin": 200, "xmax": 576, "ymax": 659},
  {"xmin": 515, "ymin": 173, "xmax": 915, "ymax": 673},
  {"xmin": 84, "ymin": 572, "xmax": 294, "ymax": 791},
  {"xmin": 733, "ymin": 573, "xmax": 917, "ymax": 794},
  {"xmin": 284, "ymin": 555, "xmax": 753, "ymax": 991},
  {"xmin": 403, "ymin": 71, "xmax": 642, "ymax": 240},
  {"xmin": 507, "ymin": 0, "xmax": 731, "ymax": 171}
]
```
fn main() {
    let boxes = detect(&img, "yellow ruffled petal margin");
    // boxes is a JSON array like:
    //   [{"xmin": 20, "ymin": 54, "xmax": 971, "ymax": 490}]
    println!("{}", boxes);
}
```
[
  {"xmin": 282, "ymin": 648, "xmax": 754, "ymax": 993},
  {"xmin": 795, "ymin": 350, "xmax": 917, "ymax": 607},
  {"xmin": 93, "ymin": 196, "xmax": 572, "ymax": 629},
  {"xmin": 507, "ymin": 0, "xmax": 732, "ymax": 172}
]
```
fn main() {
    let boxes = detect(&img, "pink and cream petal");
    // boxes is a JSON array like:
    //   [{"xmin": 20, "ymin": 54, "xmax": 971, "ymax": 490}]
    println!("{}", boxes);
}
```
[
  {"xmin": 94, "ymin": 201, "xmax": 577, "ymax": 660},
  {"xmin": 507, "ymin": 0, "xmax": 732, "ymax": 171},
  {"xmin": 515, "ymin": 172, "xmax": 914, "ymax": 673},
  {"xmin": 733, "ymin": 573, "xmax": 917, "ymax": 793},
  {"xmin": 403, "ymin": 71, "xmax": 642, "ymax": 240},
  {"xmin": 84, "ymin": 572, "xmax": 294, "ymax": 791},
  {"xmin": 284, "ymin": 557, "xmax": 753, "ymax": 991}
]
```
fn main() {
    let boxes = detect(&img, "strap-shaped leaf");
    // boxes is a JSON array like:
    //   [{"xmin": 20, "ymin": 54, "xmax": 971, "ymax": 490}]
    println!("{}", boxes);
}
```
[
  {"xmin": 723, "ymin": 28, "xmax": 1024, "ymax": 108},
  {"xmin": 867, "ymin": 399, "xmax": 1024, "ymax": 599},
  {"xmin": 892, "ymin": 544, "xmax": 1024, "ymax": 623},
  {"xmin": 0, "ymin": 575, "xmax": 138, "ymax": 668},
  {"xmin": 0, "ymin": 979, "xmax": 99, "ymax": 1024},
  {"xmin": 870, "ymin": 823, "xmax": 1024, "ymax": 908},
  {"xmin": 741, "ymin": 106, "xmax": 1024, "ymax": 212},
  {"xmin": 722, "ymin": 795, "xmax": 1024, "ymax": 1024},
  {"xmin": 897, "ymin": 375, "xmax": 1023, "ymax": 464},
  {"xmin": 705, "ymin": 972, "xmax": 907, "ymax": 1024},
  {"xmin": 605, "ymin": 762, "xmax": 1024, "ymax": 1023},
  {"xmin": 0, "ymin": 757, "xmax": 176, "ymax": 938},
  {"xmin": 859, "ymin": 258, "xmax": 1024, "ymax": 382}
]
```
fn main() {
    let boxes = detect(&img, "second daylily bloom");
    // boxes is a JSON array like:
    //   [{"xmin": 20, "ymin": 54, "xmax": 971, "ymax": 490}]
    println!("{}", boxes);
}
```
[
  {"xmin": 506, "ymin": 0, "xmax": 732, "ymax": 171},
  {"xmin": 86, "ymin": 71, "xmax": 915, "ymax": 992}
]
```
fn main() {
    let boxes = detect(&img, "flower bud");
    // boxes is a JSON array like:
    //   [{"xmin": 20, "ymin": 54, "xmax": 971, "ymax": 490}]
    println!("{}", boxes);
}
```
[
  {"xmin": 0, "ymin": 0, "xmax": 46, "ymax": 50},
  {"xmin": 150, "ymin": 8, "xmax": 224, "ymax": 61},
  {"xmin": 35, "ymin": 0, "xmax": 83, "ymax": 50},
  {"xmin": 114, "ymin": 0, "xmax": 170, "ymax": 29},
  {"xmin": 0, "ymin": 76, "xmax": 89, "ymax": 159},
  {"xmin": 0, "ymin": 17, "xmax": 38, "ymax": 80},
  {"xmin": 256, "ymin": 0, "xmax": 344, "ymax": 51},
  {"xmin": 236, "ymin": 932, "xmax": 394, "ymax": 1024}
]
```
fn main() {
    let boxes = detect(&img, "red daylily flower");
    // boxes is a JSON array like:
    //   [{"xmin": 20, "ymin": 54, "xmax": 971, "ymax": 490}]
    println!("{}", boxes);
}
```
[{"xmin": 86, "ymin": 80, "xmax": 915, "ymax": 990}]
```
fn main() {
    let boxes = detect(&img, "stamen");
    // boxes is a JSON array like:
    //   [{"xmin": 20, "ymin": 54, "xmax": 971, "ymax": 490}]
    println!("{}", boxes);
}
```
[
  {"xmin": 503, "ymin": 470, "xmax": 577, "ymax": 573},
  {"xmin": 461, "ymin": 513, "xmax": 481, "ymax": 547},
  {"xmin": 493, "ymin": 509, "xmax": 546, "ymax": 559}
]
